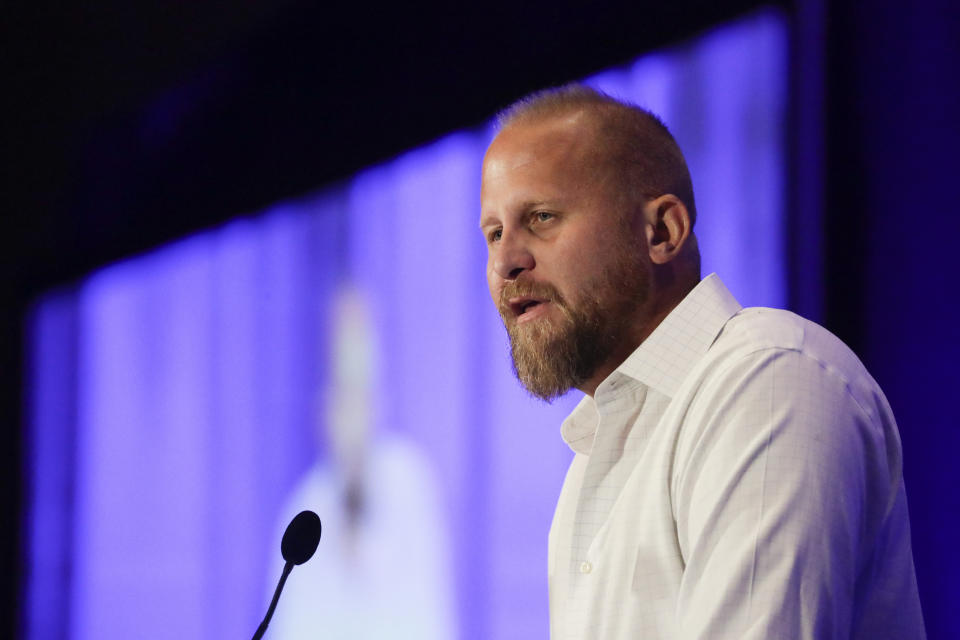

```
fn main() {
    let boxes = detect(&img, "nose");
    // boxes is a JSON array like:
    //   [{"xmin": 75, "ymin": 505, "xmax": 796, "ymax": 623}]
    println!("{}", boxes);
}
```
[{"xmin": 491, "ymin": 230, "xmax": 535, "ymax": 281}]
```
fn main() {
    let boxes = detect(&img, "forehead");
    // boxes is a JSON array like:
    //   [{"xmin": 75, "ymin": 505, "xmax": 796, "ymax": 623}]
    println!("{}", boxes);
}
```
[
  {"xmin": 484, "ymin": 113, "xmax": 597, "ymax": 173},
  {"xmin": 480, "ymin": 114, "xmax": 609, "ymax": 209}
]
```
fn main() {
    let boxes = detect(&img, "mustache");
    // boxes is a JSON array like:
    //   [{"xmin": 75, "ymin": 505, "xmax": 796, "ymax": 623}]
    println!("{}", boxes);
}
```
[{"xmin": 498, "ymin": 278, "xmax": 567, "ymax": 316}]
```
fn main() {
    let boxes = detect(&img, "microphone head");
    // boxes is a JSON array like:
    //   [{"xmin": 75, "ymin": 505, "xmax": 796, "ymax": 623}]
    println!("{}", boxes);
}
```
[{"xmin": 281, "ymin": 510, "xmax": 322, "ymax": 565}]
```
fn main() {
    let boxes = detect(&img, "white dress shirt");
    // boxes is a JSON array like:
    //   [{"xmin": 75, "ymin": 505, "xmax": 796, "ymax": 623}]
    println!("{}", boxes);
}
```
[{"xmin": 548, "ymin": 274, "xmax": 925, "ymax": 639}]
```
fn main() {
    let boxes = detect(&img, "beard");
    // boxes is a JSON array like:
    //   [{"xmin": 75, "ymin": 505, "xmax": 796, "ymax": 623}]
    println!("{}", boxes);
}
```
[{"xmin": 498, "ymin": 238, "xmax": 650, "ymax": 402}]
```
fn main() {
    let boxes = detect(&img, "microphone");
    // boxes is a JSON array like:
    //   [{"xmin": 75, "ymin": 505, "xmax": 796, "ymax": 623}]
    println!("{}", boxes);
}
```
[
  {"xmin": 281, "ymin": 510, "xmax": 323, "ymax": 565},
  {"xmin": 252, "ymin": 510, "xmax": 322, "ymax": 640}
]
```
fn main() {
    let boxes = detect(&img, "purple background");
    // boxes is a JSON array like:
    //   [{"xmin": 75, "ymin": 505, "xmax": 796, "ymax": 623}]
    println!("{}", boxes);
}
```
[
  {"xmin": 24, "ymin": 13, "xmax": 786, "ymax": 639},
  {"xmin": 6, "ymin": 1, "xmax": 959, "ymax": 638}
]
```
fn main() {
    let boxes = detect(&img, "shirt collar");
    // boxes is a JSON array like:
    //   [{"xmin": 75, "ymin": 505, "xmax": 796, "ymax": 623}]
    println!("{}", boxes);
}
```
[{"xmin": 560, "ymin": 274, "xmax": 742, "ymax": 454}]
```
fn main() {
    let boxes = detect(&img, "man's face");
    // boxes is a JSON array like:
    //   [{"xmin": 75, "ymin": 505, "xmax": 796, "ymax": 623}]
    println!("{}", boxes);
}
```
[{"xmin": 480, "ymin": 114, "xmax": 652, "ymax": 400}]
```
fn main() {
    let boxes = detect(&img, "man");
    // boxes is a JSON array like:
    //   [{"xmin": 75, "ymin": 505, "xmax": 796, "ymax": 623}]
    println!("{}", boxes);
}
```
[{"xmin": 479, "ymin": 85, "xmax": 925, "ymax": 638}]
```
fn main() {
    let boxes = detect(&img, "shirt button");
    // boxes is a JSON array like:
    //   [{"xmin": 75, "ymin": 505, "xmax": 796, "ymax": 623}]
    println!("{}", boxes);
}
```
[{"xmin": 579, "ymin": 561, "xmax": 593, "ymax": 574}]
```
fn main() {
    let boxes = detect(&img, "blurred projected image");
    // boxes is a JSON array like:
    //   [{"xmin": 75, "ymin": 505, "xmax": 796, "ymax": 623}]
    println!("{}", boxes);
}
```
[{"xmin": 267, "ymin": 284, "xmax": 455, "ymax": 638}]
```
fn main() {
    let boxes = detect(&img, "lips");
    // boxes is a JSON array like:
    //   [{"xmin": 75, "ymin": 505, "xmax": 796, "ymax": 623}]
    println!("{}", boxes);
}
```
[
  {"xmin": 499, "ymin": 278, "xmax": 564, "ymax": 325},
  {"xmin": 507, "ymin": 296, "xmax": 550, "ymax": 323}
]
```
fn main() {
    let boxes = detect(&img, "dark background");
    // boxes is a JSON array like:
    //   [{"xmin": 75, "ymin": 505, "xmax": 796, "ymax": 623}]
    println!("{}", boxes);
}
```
[{"xmin": 4, "ymin": 0, "xmax": 958, "ymax": 636}]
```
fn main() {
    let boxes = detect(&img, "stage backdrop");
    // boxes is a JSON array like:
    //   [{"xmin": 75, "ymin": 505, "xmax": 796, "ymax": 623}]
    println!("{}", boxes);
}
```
[{"xmin": 24, "ymin": 11, "xmax": 785, "ymax": 640}]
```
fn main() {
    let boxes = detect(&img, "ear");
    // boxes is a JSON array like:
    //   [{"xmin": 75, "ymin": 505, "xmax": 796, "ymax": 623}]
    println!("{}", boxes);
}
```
[{"xmin": 643, "ymin": 194, "xmax": 692, "ymax": 265}]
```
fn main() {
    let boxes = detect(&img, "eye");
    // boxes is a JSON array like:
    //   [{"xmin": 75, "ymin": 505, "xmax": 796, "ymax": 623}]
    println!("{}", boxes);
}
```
[
  {"xmin": 534, "ymin": 211, "xmax": 555, "ymax": 223},
  {"xmin": 488, "ymin": 228, "xmax": 502, "ymax": 243}
]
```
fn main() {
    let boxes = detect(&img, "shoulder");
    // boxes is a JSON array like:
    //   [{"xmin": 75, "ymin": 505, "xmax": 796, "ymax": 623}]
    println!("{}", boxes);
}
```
[
  {"xmin": 667, "ymin": 305, "xmax": 902, "ymax": 485},
  {"xmin": 718, "ymin": 306, "xmax": 844, "ymax": 361},
  {"xmin": 672, "ymin": 308, "xmax": 906, "ymax": 560},
  {"xmin": 706, "ymin": 307, "xmax": 888, "ymax": 422}
]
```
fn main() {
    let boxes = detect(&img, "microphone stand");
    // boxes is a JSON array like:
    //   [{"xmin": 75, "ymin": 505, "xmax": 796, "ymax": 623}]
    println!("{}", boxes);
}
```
[{"xmin": 252, "ymin": 561, "xmax": 294, "ymax": 640}]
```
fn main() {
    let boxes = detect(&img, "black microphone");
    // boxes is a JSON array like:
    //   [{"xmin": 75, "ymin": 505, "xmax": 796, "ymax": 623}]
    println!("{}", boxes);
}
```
[{"xmin": 252, "ymin": 510, "xmax": 322, "ymax": 640}]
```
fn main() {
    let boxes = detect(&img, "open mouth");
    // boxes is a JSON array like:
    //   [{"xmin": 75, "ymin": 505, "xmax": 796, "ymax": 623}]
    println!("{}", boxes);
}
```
[{"xmin": 508, "ymin": 296, "xmax": 548, "ymax": 321}]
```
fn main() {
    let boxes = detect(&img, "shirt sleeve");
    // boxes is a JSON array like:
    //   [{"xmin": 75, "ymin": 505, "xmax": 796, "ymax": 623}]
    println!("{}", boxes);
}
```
[{"xmin": 671, "ymin": 346, "xmax": 902, "ymax": 639}]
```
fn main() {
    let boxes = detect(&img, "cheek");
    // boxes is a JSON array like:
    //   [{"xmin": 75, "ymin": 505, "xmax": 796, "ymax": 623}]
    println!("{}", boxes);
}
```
[
  {"xmin": 554, "ymin": 242, "xmax": 617, "ymax": 300},
  {"xmin": 486, "ymin": 264, "xmax": 500, "ymax": 304},
  {"xmin": 557, "ymin": 241, "xmax": 603, "ymax": 281},
  {"xmin": 577, "ymin": 227, "xmax": 628, "ymax": 269}
]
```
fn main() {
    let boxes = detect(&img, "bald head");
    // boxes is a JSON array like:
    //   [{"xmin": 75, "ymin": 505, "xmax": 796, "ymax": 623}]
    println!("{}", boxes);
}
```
[{"xmin": 497, "ymin": 84, "xmax": 697, "ymax": 228}]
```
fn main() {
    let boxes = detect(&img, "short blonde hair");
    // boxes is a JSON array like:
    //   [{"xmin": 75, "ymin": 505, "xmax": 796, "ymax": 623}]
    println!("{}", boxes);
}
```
[{"xmin": 497, "ymin": 84, "xmax": 697, "ymax": 226}]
